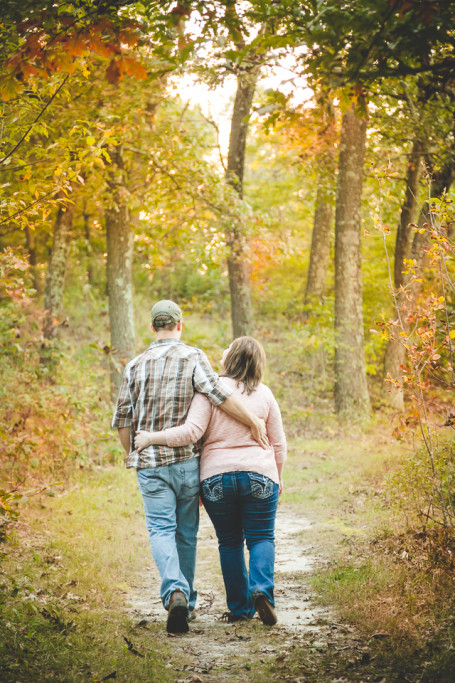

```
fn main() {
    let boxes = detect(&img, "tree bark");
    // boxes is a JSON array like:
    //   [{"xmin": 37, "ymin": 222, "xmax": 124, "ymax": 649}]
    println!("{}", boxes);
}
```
[
  {"xmin": 83, "ymin": 199, "xmax": 95, "ymax": 286},
  {"xmin": 225, "ymin": 65, "xmax": 258, "ymax": 338},
  {"xmin": 105, "ymin": 145, "xmax": 135, "ymax": 401},
  {"xmin": 43, "ymin": 193, "xmax": 75, "ymax": 338},
  {"xmin": 383, "ymin": 138, "xmax": 425, "ymax": 409},
  {"xmin": 334, "ymin": 106, "xmax": 370, "ymax": 417},
  {"xmin": 304, "ymin": 173, "xmax": 334, "ymax": 308},
  {"xmin": 24, "ymin": 225, "xmax": 43, "ymax": 295},
  {"xmin": 394, "ymin": 139, "xmax": 426, "ymax": 289}
]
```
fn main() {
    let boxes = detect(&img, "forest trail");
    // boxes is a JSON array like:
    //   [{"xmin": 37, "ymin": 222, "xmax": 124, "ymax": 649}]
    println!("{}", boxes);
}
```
[{"xmin": 126, "ymin": 504, "xmax": 353, "ymax": 682}]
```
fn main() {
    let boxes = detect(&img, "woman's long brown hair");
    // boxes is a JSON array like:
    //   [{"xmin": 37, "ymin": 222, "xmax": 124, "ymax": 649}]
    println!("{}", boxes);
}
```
[{"xmin": 222, "ymin": 336, "xmax": 266, "ymax": 394}]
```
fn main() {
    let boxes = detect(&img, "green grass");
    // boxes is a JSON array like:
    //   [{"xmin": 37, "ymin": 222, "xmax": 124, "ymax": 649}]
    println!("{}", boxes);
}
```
[
  {"xmin": 281, "ymin": 430, "xmax": 399, "ymax": 542},
  {"xmin": 0, "ymin": 468, "xmax": 180, "ymax": 682}
]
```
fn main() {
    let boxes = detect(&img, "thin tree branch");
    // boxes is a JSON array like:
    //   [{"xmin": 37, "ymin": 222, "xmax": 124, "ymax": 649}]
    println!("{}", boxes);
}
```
[
  {"xmin": 0, "ymin": 74, "xmax": 70, "ymax": 166},
  {"xmin": 201, "ymin": 111, "xmax": 227, "ymax": 173},
  {"xmin": 0, "ymin": 153, "xmax": 65, "ymax": 172},
  {"xmin": 0, "ymin": 174, "xmax": 77, "ymax": 229}
]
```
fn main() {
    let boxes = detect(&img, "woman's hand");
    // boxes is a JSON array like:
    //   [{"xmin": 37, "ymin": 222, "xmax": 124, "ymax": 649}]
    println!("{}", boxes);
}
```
[{"xmin": 135, "ymin": 430, "xmax": 153, "ymax": 453}]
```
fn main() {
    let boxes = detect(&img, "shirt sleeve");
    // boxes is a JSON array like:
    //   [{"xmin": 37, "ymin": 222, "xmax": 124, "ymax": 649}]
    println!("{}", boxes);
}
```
[
  {"xmin": 112, "ymin": 367, "xmax": 133, "ymax": 428},
  {"xmin": 266, "ymin": 394, "xmax": 287, "ymax": 463},
  {"xmin": 192, "ymin": 350, "xmax": 233, "ymax": 406},
  {"xmin": 165, "ymin": 393, "xmax": 212, "ymax": 447}
]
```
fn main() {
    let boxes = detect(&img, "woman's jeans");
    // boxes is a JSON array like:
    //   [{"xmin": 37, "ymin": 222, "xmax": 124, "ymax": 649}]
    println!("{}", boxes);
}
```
[
  {"xmin": 137, "ymin": 458, "xmax": 200, "ymax": 612},
  {"xmin": 201, "ymin": 471, "xmax": 279, "ymax": 620}
]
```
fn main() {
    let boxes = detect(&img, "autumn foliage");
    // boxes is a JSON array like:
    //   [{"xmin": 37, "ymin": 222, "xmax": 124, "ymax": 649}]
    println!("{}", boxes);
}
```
[{"xmin": 0, "ymin": 8, "xmax": 146, "ymax": 102}]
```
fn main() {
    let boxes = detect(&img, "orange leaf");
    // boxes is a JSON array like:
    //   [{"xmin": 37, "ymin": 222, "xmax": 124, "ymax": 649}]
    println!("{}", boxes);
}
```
[
  {"xmin": 121, "ymin": 57, "xmax": 147, "ymax": 80},
  {"xmin": 64, "ymin": 34, "xmax": 87, "ymax": 57},
  {"xmin": 88, "ymin": 36, "xmax": 118, "ymax": 58}
]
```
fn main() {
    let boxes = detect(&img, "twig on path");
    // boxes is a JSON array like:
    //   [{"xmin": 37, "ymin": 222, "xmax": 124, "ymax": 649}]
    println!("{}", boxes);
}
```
[
  {"xmin": 197, "ymin": 591, "xmax": 215, "ymax": 614},
  {"xmin": 123, "ymin": 636, "xmax": 144, "ymax": 657}
]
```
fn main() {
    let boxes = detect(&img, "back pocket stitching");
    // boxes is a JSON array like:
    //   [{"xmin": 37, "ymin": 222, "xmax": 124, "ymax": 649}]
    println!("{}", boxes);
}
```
[
  {"xmin": 249, "ymin": 474, "xmax": 273, "ymax": 499},
  {"xmin": 202, "ymin": 475, "xmax": 223, "ymax": 502}
]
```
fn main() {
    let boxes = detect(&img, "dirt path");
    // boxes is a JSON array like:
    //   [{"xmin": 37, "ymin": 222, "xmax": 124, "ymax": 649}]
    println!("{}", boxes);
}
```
[{"xmin": 126, "ymin": 504, "xmax": 343, "ymax": 682}]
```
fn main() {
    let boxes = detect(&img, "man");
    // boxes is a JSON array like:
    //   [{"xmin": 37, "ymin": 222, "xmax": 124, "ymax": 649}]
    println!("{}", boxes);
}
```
[{"xmin": 112, "ymin": 300, "xmax": 267, "ymax": 634}]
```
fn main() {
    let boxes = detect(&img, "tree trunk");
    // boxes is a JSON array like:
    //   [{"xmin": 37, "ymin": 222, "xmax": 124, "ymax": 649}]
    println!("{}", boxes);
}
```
[
  {"xmin": 225, "ymin": 65, "xmax": 258, "ymax": 338},
  {"xmin": 24, "ymin": 225, "xmax": 43, "ymax": 295},
  {"xmin": 334, "ymin": 106, "xmax": 370, "ymax": 417},
  {"xmin": 105, "ymin": 146, "xmax": 135, "ymax": 401},
  {"xmin": 83, "ymin": 199, "xmax": 95, "ymax": 286},
  {"xmin": 384, "ymin": 138, "xmax": 425, "ymax": 409},
  {"xmin": 43, "ymin": 193, "xmax": 75, "ymax": 338},
  {"xmin": 304, "ymin": 173, "xmax": 334, "ymax": 309},
  {"xmin": 394, "ymin": 139, "xmax": 426, "ymax": 289}
]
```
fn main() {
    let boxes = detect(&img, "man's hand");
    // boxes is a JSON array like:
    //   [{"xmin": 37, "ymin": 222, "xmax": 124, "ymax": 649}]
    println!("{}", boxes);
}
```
[
  {"xmin": 219, "ymin": 395, "xmax": 269, "ymax": 449},
  {"xmin": 251, "ymin": 417, "xmax": 269, "ymax": 449}
]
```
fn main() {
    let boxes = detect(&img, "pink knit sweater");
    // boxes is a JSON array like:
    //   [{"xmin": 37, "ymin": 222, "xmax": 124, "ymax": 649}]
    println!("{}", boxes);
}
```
[{"xmin": 163, "ymin": 377, "xmax": 287, "ymax": 485}]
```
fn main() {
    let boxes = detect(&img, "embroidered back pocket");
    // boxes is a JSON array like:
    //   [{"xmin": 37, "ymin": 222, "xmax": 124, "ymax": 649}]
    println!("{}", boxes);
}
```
[
  {"xmin": 201, "ymin": 474, "xmax": 224, "ymax": 502},
  {"xmin": 249, "ymin": 473, "xmax": 274, "ymax": 499}
]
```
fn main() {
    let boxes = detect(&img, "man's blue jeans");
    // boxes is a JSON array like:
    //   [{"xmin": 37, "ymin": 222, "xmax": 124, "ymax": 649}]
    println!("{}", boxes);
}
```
[
  {"xmin": 201, "ymin": 470, "xmax": 279, "ymax": 620},
  {"xmin": 137, "ymin": 458, "xmax": 200, "ymax": 612}
]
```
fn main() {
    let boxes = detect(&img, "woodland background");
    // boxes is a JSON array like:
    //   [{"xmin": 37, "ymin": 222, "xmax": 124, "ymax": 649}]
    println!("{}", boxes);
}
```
[{"xmin": 1, "ymin": 2, "xmax": 455, "ymax": 681}]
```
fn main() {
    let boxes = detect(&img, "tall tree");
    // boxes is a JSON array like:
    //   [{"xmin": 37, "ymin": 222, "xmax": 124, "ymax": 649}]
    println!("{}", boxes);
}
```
[
  {"xmin": 384, "ymin": 137, "xmax": 425, "ymax": 409},
  {"xmin": 24, "ymin": 225, "xmax": 42, "ymax": 295},
  {"xmin": 334, "ymin": 105, "xmax": 370, "ymax": 416},
  {"xmin": 105, "ymin": 145, "xmax": 135, "ymax": 400},
  {"xmin": 43, "ymin": 190, "xmax": 75, "ymax": 340},
  {"xmin": 261, "ymin": 91, "xmax": 338, "ymax": 314},
  {"xmin": 304, "ymin": 168, "xmax": 335, "ymax": 308},
  {"xmin": 225, "ymin": 60, "xmax": 260, "ymax": 338}
]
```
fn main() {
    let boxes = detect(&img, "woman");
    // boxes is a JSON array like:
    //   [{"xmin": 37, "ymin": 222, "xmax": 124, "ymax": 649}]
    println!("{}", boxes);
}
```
[{"xmin": 135, "ymin": 336, "xmax": 286, "ymax": 625}]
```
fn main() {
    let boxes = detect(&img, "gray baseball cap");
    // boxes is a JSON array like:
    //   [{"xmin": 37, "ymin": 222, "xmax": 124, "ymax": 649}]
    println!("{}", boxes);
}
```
[{"xmin": 151, "ymin": 300, "xmax": 183, "ymax": 325}]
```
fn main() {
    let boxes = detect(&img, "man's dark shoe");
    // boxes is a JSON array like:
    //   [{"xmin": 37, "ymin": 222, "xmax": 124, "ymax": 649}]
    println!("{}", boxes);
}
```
[
  {"xmin": 166, "ymin": 590, "xmax": 189, "ymax": 634},
  {"xmin": 253, "ymin": 593, "xmax": 277, "ymax": 626}
]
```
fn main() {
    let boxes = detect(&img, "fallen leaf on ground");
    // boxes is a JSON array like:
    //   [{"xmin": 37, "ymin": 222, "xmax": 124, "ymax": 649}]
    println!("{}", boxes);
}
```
[{"xmin": 134, "ymin": 619, "xmax": 148, "ymax": 628}]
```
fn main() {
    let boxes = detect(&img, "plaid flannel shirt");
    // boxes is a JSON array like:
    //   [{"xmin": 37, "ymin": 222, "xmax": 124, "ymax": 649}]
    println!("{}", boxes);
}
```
[{"xmin": 112, "ymin": 339, "xmax": 232, "ymax": 468}]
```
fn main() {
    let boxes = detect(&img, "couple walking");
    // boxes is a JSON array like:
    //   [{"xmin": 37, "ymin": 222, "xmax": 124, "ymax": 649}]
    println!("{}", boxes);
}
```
[{"xmin": 112, "ymin": 300, "xmax": 286, "ymax": 634}]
